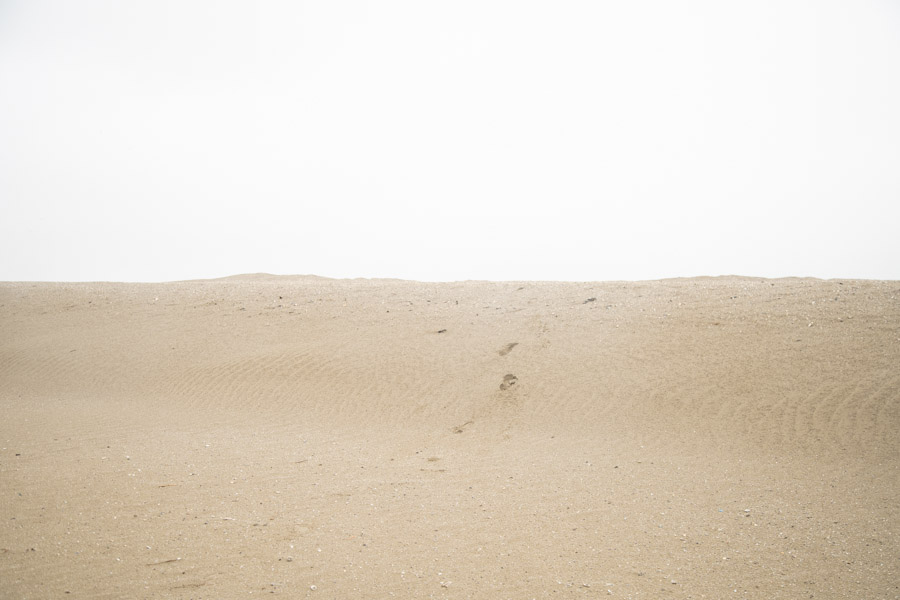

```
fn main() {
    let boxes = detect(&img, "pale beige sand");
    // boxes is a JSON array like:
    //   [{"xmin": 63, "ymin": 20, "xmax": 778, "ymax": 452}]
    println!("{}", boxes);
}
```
[{"xmin": 1, "ymin": 276, "xmax": 898, "ymax": 599}]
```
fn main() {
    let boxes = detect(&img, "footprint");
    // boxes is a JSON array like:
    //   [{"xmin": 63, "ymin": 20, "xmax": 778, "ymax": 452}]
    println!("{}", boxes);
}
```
[
  {"xmin": 499, "ymin": 374, "xmax": 518, "ymax": 390},
  {"xmin": 498, "ymin": 342, "xmax": 518, "ymax": 356},
  {"xmin": 452, "ymin": 420, "xmax": 473, "ymax": 434}
]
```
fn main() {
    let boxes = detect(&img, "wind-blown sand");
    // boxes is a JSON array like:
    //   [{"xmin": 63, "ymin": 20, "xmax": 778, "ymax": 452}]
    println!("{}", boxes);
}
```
[{"xmin": 1, "ymin": 275, "xmax": 898, "ymax": 599}]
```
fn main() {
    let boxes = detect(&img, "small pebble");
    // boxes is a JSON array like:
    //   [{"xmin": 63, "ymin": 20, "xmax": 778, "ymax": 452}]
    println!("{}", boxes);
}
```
[{"xmin": 310, "ymin": 584, "xmax": 317, "ymax": 591}]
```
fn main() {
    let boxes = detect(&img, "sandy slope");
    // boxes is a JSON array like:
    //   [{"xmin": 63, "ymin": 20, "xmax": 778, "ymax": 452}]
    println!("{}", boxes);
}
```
[{"xmin": 1, "ymin": 276, "xmax": 898, "ymax": 599}]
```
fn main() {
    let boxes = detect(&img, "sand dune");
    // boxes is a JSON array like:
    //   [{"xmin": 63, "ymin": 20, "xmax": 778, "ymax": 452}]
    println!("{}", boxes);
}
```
[{"xmin": 1, "ymin": 276, "xmax": 898, "ymax": 598}]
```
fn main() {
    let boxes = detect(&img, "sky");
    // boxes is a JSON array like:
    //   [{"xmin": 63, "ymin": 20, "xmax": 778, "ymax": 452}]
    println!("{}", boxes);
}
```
[{"xmin": 1, "ymin": 1, "xmax": 899, "ymax": 282}]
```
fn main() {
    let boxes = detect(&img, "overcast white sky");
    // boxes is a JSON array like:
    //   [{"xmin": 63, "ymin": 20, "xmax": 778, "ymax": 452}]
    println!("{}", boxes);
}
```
[{"xmin": 1, "ymin": 1, "xmax": 898, "ymax": 282}]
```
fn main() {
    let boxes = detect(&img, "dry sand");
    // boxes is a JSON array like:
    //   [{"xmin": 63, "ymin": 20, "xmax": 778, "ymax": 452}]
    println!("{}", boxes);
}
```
[{"xmin": 1, "ymin": 275, "xmax": 898, "ymax": 599}]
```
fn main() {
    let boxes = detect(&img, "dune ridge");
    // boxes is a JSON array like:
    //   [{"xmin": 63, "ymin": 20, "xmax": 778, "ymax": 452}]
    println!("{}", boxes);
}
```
[{"xmin": 1, "ymin": 277, "xmax": 898, "ymax": 598}]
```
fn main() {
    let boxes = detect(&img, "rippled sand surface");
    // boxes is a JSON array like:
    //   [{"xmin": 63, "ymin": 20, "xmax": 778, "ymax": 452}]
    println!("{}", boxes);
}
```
[{"xmin": 1, "ymin": 275, "xmax": 898, "ymax": 599}]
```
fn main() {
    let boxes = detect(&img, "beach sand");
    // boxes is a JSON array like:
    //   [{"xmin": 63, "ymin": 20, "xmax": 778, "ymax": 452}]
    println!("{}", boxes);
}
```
[{"xmin": 1, "ymin": 275, "xmax": 898, "ymax": 599}]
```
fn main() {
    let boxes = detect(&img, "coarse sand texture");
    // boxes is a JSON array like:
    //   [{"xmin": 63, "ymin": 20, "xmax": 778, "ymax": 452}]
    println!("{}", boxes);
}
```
[{"xmin": 1, "ymin": 276, "xmax": 898, "ymax": 598}]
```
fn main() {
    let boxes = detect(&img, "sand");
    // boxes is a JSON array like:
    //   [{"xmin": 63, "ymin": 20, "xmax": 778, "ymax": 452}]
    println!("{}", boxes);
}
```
[{"xmin": 1, "ymin": 275, "xmax": 898, "ymax": 599}]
